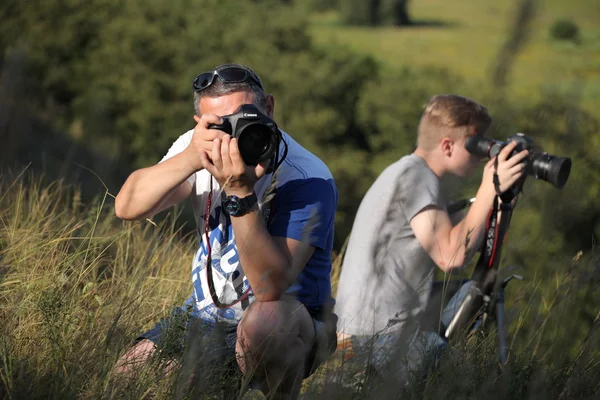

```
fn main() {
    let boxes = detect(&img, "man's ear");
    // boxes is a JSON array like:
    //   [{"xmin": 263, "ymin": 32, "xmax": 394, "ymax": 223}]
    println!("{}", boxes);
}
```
[
  {"xmin": 440, "ymin": 137, "xmax": 454, "ymax": 157},
  {"xmin": 264, "ymin": 94, "xmax": 275, "ymax": 119}
]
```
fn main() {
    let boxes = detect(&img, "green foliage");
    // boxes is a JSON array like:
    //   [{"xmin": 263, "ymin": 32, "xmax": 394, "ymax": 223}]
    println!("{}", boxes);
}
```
[
  {"xmin": 0, "ymin": 0, "xmax": 122, "ymax": 128},
  {"xmin": 379, "ymin": 0, "xmax": 412, "ymax": 26},
  {"xmin": 1, "ymin": 0, "xmax": 394, "ymax": 249},
  {"xmin": 76, "ymin": 0, "xmax": 320, "ymax": 168},
  {"xmin": 549, "ymin": 19, "xmax": 581, "ymax": 43},
  {"xmin": 337, "ymin": 0, "xmax": 411, "ymax": 26},
  {"xmin": 339, "ymin": 0, "xmax": 381, "ymax": 26},
  {"xmin": 1, "ymin": 0, "xmax": 379, "ymax": 172},
  {"xmin": 357, "ymin": 66, "xmax": 465, "ymax": 168},
  {"xmin": 303, "ymin": 0, "xmax": 339, "ymax": 12}
]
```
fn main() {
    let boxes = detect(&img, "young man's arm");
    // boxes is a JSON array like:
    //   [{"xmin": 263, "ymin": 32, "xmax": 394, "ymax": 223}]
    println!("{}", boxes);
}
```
[
  {"xmin": 115, "ymin": 114, "xmax": 225, "ymax": 220},
  {"xmin": 411, "ymin": 142, "xmax": 528, "ymax": 272},
  {"xmin": 410, "ymin": 185, "xmax": 495, "ymax": 272}
]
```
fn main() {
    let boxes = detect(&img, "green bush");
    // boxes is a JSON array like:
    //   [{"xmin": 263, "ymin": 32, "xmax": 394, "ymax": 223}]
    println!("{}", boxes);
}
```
[
  {"xmin": 338, "ymin": 0, "xmax": 411, "ymax": 26},
  {"xmin": 305, "ymin": 0, "xmax": 339, "ymax": 12},
  {"xmin": 549, "ymin": 19, "xmax": 580, "ymax": 43},
  {"xmin": 339, "ymin": 0, "xmax": 380, "ymax": 26}
]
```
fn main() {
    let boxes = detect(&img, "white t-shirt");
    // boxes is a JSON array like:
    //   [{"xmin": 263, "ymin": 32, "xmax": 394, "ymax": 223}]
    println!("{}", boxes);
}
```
[{"xmin": 159, "ymin": 129, "xmax": 338, "ymax": 325}]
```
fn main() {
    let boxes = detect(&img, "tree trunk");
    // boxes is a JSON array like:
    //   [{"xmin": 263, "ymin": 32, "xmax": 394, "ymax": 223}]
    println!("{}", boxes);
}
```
[
  {"xmin": 393, "ymin": 0, "xmax": 411, "ymax": 26},
  {"xmin": 368, "ymin": 0, "xmax": 381, "ymax": 26}
]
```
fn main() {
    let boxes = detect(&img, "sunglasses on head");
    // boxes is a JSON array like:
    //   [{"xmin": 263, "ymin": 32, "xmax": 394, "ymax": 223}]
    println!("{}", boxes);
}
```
[{"xmin": 192, "ymin": 66, "xmax": 264, "ymax": 92}]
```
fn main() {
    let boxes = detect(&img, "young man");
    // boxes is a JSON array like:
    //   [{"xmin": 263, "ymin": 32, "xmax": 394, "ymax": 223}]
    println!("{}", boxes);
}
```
[
  {"xmin": 333, "ymin": 94, "xmax": 529, "ymax": 382},
  {"xmin": 112, "ymin": 63, "xmax": 338, "ymax": 399}
]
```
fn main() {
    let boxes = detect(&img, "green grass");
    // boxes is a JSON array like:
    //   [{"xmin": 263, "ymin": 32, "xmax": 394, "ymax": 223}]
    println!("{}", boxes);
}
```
[{"xmin": 308, "ymin": 0, "xmax": 600, "ymax": 112}]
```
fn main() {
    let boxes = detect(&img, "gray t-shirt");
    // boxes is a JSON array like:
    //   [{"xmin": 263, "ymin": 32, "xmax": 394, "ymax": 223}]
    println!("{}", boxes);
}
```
[{"xmin": 334, "ymin": 153, "xmax": 444, "ymax": 337}]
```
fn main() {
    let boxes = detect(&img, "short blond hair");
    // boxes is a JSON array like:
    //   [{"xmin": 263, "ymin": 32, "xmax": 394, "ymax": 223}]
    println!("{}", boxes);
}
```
[{"xmin": 417, "ymin": 94, "xmax": 492, "ymax": 151}]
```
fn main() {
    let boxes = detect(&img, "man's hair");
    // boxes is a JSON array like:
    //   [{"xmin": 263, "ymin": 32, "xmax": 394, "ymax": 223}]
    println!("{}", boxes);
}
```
[
  {"xmin": 193, "ymin": 63, "xmax": 268, "ymax": 116},
  {"xmin": 417, "ymin": 94, "xmax": 492, "ymax": 151}
]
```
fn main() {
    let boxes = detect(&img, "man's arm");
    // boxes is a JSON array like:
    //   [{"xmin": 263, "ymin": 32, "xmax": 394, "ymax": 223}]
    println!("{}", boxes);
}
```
[
  {"xmin": 115, "ymin": 114, "xmax": 226, "ymax": 221},
  {"xmin": 229, "ymin": 179, "xmax": 336, "ymax": 302},
  {"xmin": 410, "ymin": 188, "xmax": 495, "ymax": 272},
  {"xmin": 227, "ymin": 209, "xmax": 315, "ymax": 302},
  {"xmin": 114, "ymin": 153, "xmax": 195, "ymax": 221}
]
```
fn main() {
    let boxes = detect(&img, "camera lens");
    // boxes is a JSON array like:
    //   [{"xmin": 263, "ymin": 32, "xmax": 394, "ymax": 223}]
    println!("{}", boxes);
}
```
[
  {"xmin": 237, "ymin": 124, "xmax": 277, "ymax": 166},
  {"xmin": 466, "ymin": 134, "xmax": 572, "ymax": 189},
  {"xmin": 530, "ymin": 153, "xmax": 572, "ymax": 189}
]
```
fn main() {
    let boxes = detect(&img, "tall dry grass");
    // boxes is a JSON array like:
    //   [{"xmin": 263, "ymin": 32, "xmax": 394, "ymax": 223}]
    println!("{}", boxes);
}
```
[
  {"xmin": 1, "ymin": 171, "xmax": 598, "ymax": 399},
  {"xmin": 0, "ymin": 171, "xmax": 195, "ymax": 398}
]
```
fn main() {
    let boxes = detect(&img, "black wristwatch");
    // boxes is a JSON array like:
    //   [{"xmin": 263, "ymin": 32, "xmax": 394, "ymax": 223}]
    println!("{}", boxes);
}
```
[{"xmin": 222, "ymin": 191, "xmax": 258, "ymax": 217}]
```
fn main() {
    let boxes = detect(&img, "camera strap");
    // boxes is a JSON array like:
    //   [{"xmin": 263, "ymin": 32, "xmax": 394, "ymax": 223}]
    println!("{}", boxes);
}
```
[
  {"xmin": 203, "ymin": 178, "xmax": 253, "ymax": 310},
  {"xmin": 493, "ymin": 156, "xmax": 503, "ymax": 196},
  {"xmin": 269, "ymin": 129, "xmax": 288, "ymax": 174},
  {"xmin": 473, "ymin": 199, "xmax": 509, "ymax": 275}
]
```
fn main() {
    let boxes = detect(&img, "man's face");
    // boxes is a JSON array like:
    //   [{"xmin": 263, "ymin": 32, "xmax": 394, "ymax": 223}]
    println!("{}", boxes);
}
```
[
  {"xmin": 198, "ymin": 90, "xmax": 256, "ymax": 118},
  {"xmin": 450, "ymin": 130, "xmax": 484, "ymax": 178}
]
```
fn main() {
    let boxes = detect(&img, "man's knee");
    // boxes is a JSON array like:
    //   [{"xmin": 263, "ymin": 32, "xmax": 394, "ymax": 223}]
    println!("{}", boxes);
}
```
[
  {"xmin": 236, "ymin": 298, "xmax": 316, "ymax": 396},
  {"xmin": 238, "ymin": 297, "xmax": 315, "ymax": 351}
]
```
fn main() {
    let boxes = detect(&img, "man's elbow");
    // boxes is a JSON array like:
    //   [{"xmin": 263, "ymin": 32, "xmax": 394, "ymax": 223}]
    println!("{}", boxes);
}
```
[
  {"xmin": 435, "ymin": 250, "xmax": 466, "ymax": 273},
  {"xmin": 114, "ymin": 193, "xmax": 141, "ymax": 221},
  {"xmin": 114, "ymin": 170, "xmax": 148, "ymax": 221},
  {"xmin": 114, "ymin": 193, "xmax": 127, "ymax": 219}
]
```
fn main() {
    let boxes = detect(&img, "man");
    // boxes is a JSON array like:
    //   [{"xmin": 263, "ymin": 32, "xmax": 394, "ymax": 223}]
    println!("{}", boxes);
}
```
[
  {"xmin": 333, "ymin": 94, "xmax": 528, "ymax": 383},
  {"xmin": 112, "ymin": 63, "xmax": 339, "ymax": 399}
]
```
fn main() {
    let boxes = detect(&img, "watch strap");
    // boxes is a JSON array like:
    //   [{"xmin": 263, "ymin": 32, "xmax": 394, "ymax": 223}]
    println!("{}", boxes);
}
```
[
  {"xmin": 239, "ymin": 191, "xmax": 258, "ymax": 212},
  {"xmin": 224, "ymin": 191, "xmax": 257, "ymax": 217}
]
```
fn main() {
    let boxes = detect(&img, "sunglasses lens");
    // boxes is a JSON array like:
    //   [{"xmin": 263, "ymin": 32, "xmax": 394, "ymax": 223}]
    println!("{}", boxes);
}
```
[
  {"xmin": 217, "ymin": 67, "xmax": 248, "ymax": 83},
  {"xmin": 193, "ymin": 72, "xmax": 214, "ymax": 91}
]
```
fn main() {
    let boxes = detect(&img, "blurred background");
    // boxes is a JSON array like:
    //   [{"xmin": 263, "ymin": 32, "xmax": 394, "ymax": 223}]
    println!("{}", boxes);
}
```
[{"xmin": 1, "ymin": 0, "xmax": 599, "ymax": 398}]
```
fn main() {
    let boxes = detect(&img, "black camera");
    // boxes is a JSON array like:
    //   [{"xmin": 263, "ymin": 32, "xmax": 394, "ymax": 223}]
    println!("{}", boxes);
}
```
[
  {"xmin": 208, "ymin": 104, "xmax": 280, "ymax": 166},
  {"xmin": 465, "ymin": 132, "xmax": 572, "ymax": 189}
]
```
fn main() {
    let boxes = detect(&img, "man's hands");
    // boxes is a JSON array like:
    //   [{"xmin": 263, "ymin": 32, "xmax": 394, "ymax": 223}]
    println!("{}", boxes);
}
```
[
  {"xmin": 200, "ymin": 135, "xmax": 268, "ymax": 197},
  {"xmin": 482, "ymin": 140, "xmax": 529, "ymax": 195},
  {"xmin": 184, "ymin": 114, "xmax": 227, "ymax": 171},
  {"xmin": 188, "ymin": 113, "xmax": 269, "ymax": 197}
]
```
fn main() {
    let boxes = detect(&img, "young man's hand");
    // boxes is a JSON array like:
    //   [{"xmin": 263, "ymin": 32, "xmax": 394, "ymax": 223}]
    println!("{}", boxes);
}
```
[
  {"xmin": 183, "ymin": 114, "xmax": 227, "ymax": 171},
  {"xmin": 482, "ymin": 140, "xmax": 529, "ymax": 195},
  {"xmin": 198, "ymin": 134, "xmax": 269, "ymax": 197}
]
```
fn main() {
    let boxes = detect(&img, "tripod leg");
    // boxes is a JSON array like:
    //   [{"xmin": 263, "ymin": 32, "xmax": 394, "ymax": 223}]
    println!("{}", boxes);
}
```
[{"xmin": 496, "ymin": 289, "xmax": 508, "ymax": 365}]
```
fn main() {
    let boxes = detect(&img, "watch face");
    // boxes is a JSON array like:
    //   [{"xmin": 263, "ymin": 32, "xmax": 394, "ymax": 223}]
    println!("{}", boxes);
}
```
[{"xmin": 224, "ymin": 196, "xmax": 242, "ymax": 216}]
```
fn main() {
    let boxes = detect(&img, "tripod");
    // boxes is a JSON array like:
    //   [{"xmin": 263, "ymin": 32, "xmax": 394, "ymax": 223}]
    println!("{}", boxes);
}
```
[{"xmin": 439, "ymin": 177, "xmax": 526, "ymax": 366}]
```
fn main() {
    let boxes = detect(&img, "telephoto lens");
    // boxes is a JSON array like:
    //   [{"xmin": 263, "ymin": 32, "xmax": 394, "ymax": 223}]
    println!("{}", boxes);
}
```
[{"xmin": 465, "ymin": 133, "xmax": 571, "ymax": 189}]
